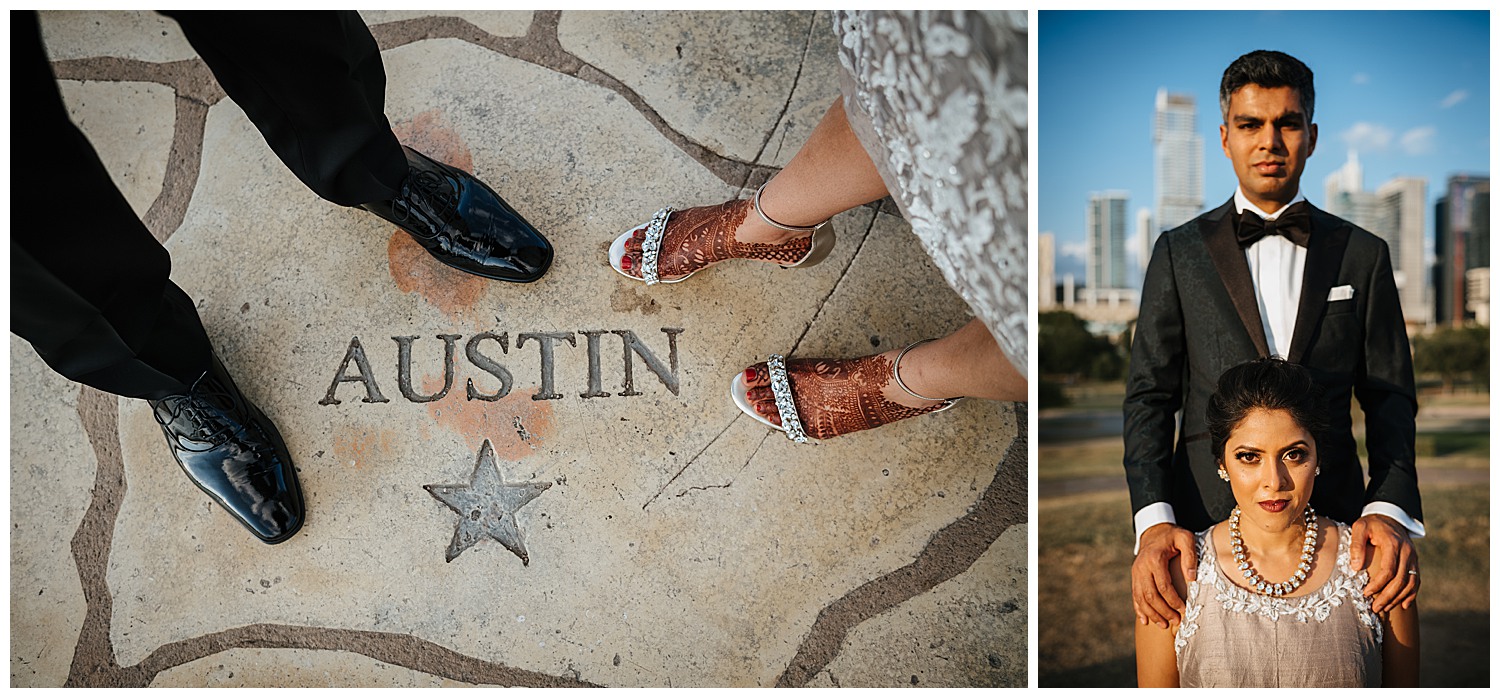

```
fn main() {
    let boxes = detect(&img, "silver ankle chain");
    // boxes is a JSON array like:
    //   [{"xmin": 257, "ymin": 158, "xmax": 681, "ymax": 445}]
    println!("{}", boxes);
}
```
[
  {"xmin": 754, "ymin": 181, "xmax": 822, "ymax": 233},
  {"xmin": 891, "ymin": 339, "xmax": 952, "ymax": 403}
]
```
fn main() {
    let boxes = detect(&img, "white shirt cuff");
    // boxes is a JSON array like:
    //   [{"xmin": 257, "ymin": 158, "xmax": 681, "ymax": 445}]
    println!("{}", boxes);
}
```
[
  {"xmin": 1133, "ymin": 502, "xmax": 1177, "ymax": 554},
  {"xmin": 1361, "ymin": 502, "xmax": 1426, "ymax": 539}
]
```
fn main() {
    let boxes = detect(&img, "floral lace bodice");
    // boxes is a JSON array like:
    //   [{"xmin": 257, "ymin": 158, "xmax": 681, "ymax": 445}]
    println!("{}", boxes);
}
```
[{"xmin": 1173, "ymin": 522, "xmax": 1384, "ymax": 688}]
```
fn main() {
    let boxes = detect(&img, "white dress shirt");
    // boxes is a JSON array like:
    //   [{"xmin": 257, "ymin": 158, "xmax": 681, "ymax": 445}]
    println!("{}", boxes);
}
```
[{"xmin": 1134, "ymin": 188, "xmax": 1425, "ymax": 548}]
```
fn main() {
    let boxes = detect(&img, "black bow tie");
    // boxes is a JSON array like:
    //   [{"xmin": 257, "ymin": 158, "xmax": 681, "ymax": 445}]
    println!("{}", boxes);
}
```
[{"xmin": 1237, "ymin": 202, "xmax": 1311, "ymax": 248}]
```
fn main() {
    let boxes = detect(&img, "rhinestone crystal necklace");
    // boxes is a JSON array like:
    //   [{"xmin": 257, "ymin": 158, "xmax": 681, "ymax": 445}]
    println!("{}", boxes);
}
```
[{"xmin": 1228, "ymin": 505, "xmax": 1317, "ymax": 597}]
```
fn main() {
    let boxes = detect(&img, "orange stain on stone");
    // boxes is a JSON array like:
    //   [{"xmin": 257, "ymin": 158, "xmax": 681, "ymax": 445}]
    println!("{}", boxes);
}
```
[
  {"xmin": 332, "ymin": 427, "xmax": 397, "ymax": 471},
  {"xmin": 387, "ymin": 109, "xmax": 485, "ymax": 322},
  {"xmin": 394, "ymin": 110, "xmax": 472, "ymax": 172},
  {"xmin": 421, "ymin": 373, "xmax": 554, "ymax": 461}
]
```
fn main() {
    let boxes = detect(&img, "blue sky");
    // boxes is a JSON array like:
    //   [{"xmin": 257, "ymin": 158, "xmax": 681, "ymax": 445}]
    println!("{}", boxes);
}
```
[{"xmin": 1039, "ymin": 10, "xmax": 1490, "ymax": 284}]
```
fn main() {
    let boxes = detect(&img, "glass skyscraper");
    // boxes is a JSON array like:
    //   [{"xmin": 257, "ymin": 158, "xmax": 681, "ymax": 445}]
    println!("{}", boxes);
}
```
[
  {"xmin": 1087, "ymin": 192, "xmax": 1129, "ymax": 292},
  {"xmin": 1153, "ymin": 89, "xmax": 1203, "ymax": 237}
]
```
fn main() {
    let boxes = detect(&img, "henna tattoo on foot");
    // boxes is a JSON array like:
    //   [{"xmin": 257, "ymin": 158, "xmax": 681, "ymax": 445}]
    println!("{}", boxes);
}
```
[{"xmin": 622, "ymin": 199, "xmax": 812, "ymax": 281}]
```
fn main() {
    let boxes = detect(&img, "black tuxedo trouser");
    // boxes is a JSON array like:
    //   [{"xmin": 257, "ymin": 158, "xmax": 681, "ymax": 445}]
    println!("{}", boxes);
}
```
[{"xmin": 11, "ymin": 11, "xmax": 407, "ymax": 399}]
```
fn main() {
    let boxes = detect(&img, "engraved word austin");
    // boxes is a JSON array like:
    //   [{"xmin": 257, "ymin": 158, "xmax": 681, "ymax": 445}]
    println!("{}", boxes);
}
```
[{"xmin": 318, "ymin": 328, "xmax": 684, "ymax": 405}]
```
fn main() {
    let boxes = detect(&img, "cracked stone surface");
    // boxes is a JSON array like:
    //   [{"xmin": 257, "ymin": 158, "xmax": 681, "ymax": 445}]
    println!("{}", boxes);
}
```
[
  {"xmin": 38, "ymin": 10, "xmax": 196, "ymax": 62},
  {"xmin": 558, "ymin": 11, "xmax": 827, "ymax": 164},
  {"xmin": 809, "ymin": 525, "xmax": 1028, "ymax": 687},
  {"xmin": 8, "ymin": 342, "xmax": 95, "ymax": 687},
  {"xmin": 12, "ymin": 10, "xmax": 1027, "ymax": 688}
]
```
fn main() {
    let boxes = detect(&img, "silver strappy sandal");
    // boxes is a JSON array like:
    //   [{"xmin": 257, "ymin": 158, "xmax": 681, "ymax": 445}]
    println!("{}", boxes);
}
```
[{"xmin": 609, "ymin": 182, "xmax": 836, "ymax": 285}]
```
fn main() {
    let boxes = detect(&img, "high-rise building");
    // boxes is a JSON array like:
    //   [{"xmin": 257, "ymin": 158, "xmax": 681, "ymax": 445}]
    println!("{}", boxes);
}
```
[
  {"xmin": 1471, "ymin": 182, "xmax": 1489, "ymax": 271},
  {"xmin": 1324, "ymin": 150, "xmax": 1379, "ymax": 232},
  {"xmin": 1434, "ymin": 174, "xmax": 1489, "ymax": 325},
  {"xmin": 1087, "ymin": 191, "xmax": 1129, "ymax": 292},
  {"xmin": 1039, "ymin": 232, "xmax": 1056, "ymax": 309},
  {"xmin": 1373, "ymin": 177, "xmax": 1429, "ymax": 326},
  {"xmin": 1325, "ymin": 152, "xmax": 1433, "ymax": 327},
  {"xmin": 1154, "ymin": 89, "xmax": 1203, "ymax": 235},
  {"xmin": 1466, "ymin": 267, "xmax": 1489, "ymax": 326},
  {"xmin": 1136, "ymin": 207, "xmax": 1154, "ymax": 283}
]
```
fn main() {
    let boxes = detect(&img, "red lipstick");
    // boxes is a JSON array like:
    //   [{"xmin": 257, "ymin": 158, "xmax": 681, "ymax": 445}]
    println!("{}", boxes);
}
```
[{"xmin": 1258, "ymin": 499, "xmax": 1289, "ymax": 513}]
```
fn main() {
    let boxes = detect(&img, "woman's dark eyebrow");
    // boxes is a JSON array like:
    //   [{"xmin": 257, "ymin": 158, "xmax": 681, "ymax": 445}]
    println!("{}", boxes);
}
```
[{"xmin": 1231, "ymin": 444, "xmax": 1264, "ymax": 452}]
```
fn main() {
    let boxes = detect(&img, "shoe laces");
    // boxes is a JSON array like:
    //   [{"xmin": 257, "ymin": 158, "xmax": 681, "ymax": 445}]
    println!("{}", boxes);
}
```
[
  {"xmin": 393, "ymin": 169, "xmax": 460, "ymax": 226},
  {"xmin": 153, "ymin": 370, "xmax": 248, "ymax": 448},
  {"xmin": 154, "ymin": 395, "xmax": 233, "ymax": 451}
]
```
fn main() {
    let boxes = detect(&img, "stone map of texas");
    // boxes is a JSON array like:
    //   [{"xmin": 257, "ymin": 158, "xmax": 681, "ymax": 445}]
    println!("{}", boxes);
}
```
[{"xmin": 11, "ymin": 11, "xmax": 1026, "ymax": 687}]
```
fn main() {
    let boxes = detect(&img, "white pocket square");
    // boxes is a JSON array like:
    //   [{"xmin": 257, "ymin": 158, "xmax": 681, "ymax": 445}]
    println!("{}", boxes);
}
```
[{"xmin": 1327, "ymin": 285, "xmax": 1354, "ymax": 301}]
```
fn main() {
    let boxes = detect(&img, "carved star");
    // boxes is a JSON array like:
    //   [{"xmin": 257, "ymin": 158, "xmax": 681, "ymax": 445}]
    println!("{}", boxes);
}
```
[{"xmin": 424, "ymin": 439, "xmax": 551, "ymax": 564}]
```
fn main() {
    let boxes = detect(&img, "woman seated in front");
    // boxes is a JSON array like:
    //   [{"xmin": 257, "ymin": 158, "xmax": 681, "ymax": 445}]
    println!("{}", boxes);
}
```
[{"xmin": 1135, "ymin": 357, "xmax": 1418, "ymax": 687}]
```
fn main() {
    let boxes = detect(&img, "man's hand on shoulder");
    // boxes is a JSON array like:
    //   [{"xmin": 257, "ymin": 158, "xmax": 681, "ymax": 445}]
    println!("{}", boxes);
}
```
[
  {"xmin": 1132, "ymin": 523, "xmax": 1197, "ymax": 628},
  {"xmin": 1351, "ymin": 513, "xmax": 1418, "ymax": 613}
]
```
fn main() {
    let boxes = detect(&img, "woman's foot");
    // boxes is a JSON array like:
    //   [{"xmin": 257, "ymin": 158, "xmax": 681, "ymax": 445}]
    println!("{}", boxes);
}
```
[
  {"xmin": 616, "ymin": 199, "xmax": 814, "ymax": 282},
  {"xmin": 739, "ymin": 350, "xmax": 956, "ymax": 440}
]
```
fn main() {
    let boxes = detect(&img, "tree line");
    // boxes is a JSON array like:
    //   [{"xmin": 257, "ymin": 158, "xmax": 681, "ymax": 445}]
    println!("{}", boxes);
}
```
[{"xmin": 1039, "ymin": 310, "xmax": 1488, "ymax": 406}]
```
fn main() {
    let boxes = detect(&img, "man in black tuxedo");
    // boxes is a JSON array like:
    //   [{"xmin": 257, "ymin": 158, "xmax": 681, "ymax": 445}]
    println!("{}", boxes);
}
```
[
  {"xmin": 12, "ymin": 12, "xmax": 553, "ymax": 544},
  {"xmin": 1124, "ymin": 50, "xmax": 1422, "ymax": 627}
]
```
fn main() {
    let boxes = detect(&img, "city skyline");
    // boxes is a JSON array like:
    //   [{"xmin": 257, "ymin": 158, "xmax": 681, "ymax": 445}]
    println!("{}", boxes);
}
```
[{"xmin": 1040, "ymin": 11, "xmax": 1489, "ymax": 287}]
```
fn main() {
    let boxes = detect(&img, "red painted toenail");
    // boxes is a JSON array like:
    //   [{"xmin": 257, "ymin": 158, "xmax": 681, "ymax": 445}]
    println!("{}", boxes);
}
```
[
  {"xmin": 744, "ymin": 368, "xmax": 756, "ymax": 381},
  {"xmin": 621, "ymin": 256, "xmax": 632, "ymax": 270}
]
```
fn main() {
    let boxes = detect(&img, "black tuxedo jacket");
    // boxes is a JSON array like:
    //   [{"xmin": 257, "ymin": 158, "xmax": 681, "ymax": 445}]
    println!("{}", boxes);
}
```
[{"xmin": 1123, "ymin": 198, "xmax": 1421, "ymax": 532}]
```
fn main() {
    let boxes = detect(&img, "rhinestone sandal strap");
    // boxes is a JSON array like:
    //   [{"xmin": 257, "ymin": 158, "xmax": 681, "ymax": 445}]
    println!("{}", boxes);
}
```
[
  {"xmin": 766, "ymin": 354, "xmax": 809, "ymax": 443},
  {"xmin": 640, "ymin": 207, "xmax": 674, "ymax": 285}
]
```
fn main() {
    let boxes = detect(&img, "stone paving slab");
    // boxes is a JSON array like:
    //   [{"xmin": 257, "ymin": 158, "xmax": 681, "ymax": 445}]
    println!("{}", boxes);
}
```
[
  {"xmin": 810, "ymin": 526, "xmax": 1027, "ymax": 688},
  {"xmin": 54, "ymin": 81, "xmax": 174, "ymax": 217},
  {"xmin": 559, "ymin": 11, "xmax": 835, "ymax": 165},
  {"xmin": 11, "ymin": 10, "xmax": 1027, "ymax": 688}
]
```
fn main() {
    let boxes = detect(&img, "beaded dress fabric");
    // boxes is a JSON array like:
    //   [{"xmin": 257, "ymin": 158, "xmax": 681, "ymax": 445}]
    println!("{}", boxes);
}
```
[
  {"xmin": 1175, "ymin": 523, "xmax": 1383, "ymax": 687},
  {"xmin": 831, "ymin": 10, "xmax": 1027, "ymax": 374}
]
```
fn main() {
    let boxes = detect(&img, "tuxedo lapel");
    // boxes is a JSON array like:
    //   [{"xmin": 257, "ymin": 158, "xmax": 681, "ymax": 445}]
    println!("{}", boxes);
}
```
[
  {"xmin": 1287, "ymin": 206, "xmax": 1352, "ymax": 364},
  {"xmin": 1202, "ymin": 199, "xmax": 1271, "ymax": 358}
]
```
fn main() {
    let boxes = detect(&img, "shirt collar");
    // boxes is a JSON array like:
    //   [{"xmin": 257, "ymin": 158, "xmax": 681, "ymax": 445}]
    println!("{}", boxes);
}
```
[{"xmin": 1234, "ymin": 187, "xmax": 1307, "ymax": 221}]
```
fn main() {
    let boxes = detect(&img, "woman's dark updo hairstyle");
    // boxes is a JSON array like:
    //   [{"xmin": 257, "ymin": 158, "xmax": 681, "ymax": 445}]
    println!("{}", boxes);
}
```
[{"xmin": 1206, "ymin": 357, "xmax": 1330, "ymax": 464}]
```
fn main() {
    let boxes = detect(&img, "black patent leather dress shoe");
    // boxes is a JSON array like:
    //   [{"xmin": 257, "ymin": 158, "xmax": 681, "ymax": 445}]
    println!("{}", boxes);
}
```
[
  {"xmin": 149, "ymin": 355, "xmax": 304, "ymax": 544},
  {"xmin": 361, "ymin": 146, "xmax": 553, "ymax": 282}
]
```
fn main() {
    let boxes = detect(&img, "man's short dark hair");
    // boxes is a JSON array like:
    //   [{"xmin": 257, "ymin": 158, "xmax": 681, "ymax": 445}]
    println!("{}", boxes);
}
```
[{"xmin": 1219, "ymin": 50, "xmax": 1315, "ymax": 123}]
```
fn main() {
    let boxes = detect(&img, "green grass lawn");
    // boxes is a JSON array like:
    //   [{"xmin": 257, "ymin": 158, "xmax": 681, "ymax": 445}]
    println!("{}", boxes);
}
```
[
  {"xmin": 1038, "ymin": 485, "xmax": 1490, "ymax": 687},
  {"xmin": 1037, "ymin": 438, "xmax": 1124, "ymax": 482},
  {"xmin": 1056, "ymin": 382, "xmax": 1128, "ymax": 411},
  {"xmin": 1043, "ymin": 386, "xmax": 1489, "ymax": 479}
]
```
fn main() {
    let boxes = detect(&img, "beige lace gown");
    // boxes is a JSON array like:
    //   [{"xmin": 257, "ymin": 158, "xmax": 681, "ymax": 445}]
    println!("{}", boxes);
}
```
[
  {"xmin": 1174, "ymin": 523, "xmax": 1384, "ymax": 687},
  {"xmin": 832, "ymin": 11, "xmax": 1027, "ymax": 375}
]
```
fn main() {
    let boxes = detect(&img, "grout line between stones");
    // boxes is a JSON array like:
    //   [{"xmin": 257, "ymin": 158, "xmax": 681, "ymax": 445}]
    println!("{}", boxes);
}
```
[
  {"xmin": 141, "ymin": 96, "xmax": 211, "ymax": 243},
  {"xmin": 133, "ymin": 623, "xmax": 599, "ymax": 687},
  {"xmin": 775, "ymin": 403, "xmax": 1028, "ymax": 687},
  {"xmin": 68, "ymin": 387, "xmax": 147, "ymax": 687}
]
